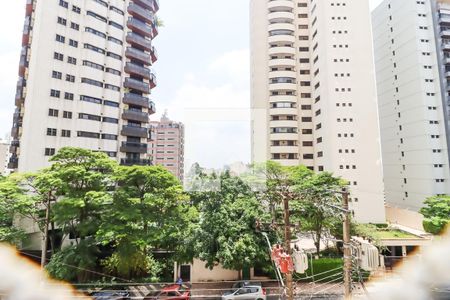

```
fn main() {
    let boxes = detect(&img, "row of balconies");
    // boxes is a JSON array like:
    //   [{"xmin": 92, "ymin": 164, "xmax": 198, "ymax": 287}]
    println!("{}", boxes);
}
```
[
  {"xmin": 134, "ymin": 0, "xmax": 159, "ymax": 13},
  {"xmin": 128, "ymin": 3, "xmax": 155, "ymax": 26},
  {"xmin": 120, "ymin": 141, "xmax": 148, "ymax": 153}
]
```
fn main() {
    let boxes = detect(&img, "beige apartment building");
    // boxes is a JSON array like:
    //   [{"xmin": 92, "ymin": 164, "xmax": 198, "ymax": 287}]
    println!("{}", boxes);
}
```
[
  {"xmin": 9, "ymin": 0, "xmax": 159, "ymax": 173},
  {"xmin": 373, "ymin": 0, "xmax": 450, "ymax": 228},
  {"xmin": 149, "ymin": 113, "xmax": 185, "ymax": 181},
  {"xmin": 250, "ymin": 0, "xmax": 386, "ymax": 222}
]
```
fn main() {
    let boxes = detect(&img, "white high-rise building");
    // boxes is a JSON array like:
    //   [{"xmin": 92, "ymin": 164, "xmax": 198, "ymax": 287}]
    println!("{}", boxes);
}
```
[
  {"xmin": 250, "ymin": 0, "xmax": 385, "ymax": 222},
  {"xmin": 9, "ymin": 0, "xmax": 159, "ymax": 173},
  {"xmin": 373, "ymin": 0, "xmax": 450, "ymax": 215}
]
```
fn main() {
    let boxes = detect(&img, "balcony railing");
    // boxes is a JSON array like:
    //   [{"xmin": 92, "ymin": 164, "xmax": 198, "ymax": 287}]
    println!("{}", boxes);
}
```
[
  {"xmin": 15, "ymin": 89, "xmax": 24, "ymax": 106},
  {"xmin": 120, "ymin": 158, "xmax": 152, "ymax": 166},
  {"xmin": 120, "ymin": 142, "xmax": 148, "ymax": 153},
  {"xmin": 127, "ymin": 17, "xmax": 153, "ymax": 38},
  {"xmin": 126, "ymin": 32, "xmax": 152, "ymax": 50},
  {"xmin": 133, "ymin": 0, "xmax": 153, "ymax": 11},
  {"xmin": 125, "ymin": 62, "xmax": 151, "ymax": 79},
  {"xmin": 121, "ymin": 125, "xmax": 149, "ymax": 138},
  {"xmin": 128, "ymin": 3, "xmax": 154, "ymax": 24},
  {"xmin": 123, "ymin": 93, "xmax": 150, "ymax": 108},
  {"xmin": 149, "ymin": 73, "xmax": 157, "ymax": 88},
  {"xmin": 8, "ymin": 156, "xmax": 19, "ymax": 169},
  {"xmin": 150, "ymin": 46, "xmax": 158, "ymax": 63},
  {"xmin": 125, "ymin": 47, "xmax": 151, "ymax": 65},
  {"xmin": 122, "ymin": 109, "xmax": 149, "ymax": 123},
  {"xmin": 124, "ymin": 77, "xmax": 150, "ymax": 94}
]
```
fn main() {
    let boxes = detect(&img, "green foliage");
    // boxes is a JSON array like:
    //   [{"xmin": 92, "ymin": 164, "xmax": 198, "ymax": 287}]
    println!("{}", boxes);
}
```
[
  {"xmin": 420, "ymin": 195, "xmax": 450, "ymax": 235},
  {"xmin": 295, "ymin": 258, "xmax": 343, "ymax": 282},
  {"xmin": 192, "ymin": 172, "xmax": 270, "ymax": 273},
  {"xmin": 102, "ymin": 251, "xmax": 161, "ymax": 280},
  {"xmin": 46, "ymin": 239, "xmax": 99, "ymax": 282}
]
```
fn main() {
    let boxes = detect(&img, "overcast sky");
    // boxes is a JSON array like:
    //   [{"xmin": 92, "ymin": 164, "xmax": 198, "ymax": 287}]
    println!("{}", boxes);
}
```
[{"xmin": 0, "ymin": 0, "xmax": 384, "ymax": 169}]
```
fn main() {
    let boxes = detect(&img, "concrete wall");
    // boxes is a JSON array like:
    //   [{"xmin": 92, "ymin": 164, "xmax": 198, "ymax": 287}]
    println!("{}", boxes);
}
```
[{"xmin": 386, "ymin": 205, "xmax": 425, "ymax": 231}]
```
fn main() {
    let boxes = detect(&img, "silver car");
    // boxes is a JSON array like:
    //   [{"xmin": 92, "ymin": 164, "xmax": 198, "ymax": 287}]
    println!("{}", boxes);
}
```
[{"xmin": 221, "ymin": 286, "xmax": 266, "ymax": 300}]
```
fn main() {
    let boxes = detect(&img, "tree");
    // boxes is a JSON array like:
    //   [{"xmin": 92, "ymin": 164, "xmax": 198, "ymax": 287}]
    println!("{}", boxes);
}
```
[
  {"xmin": 0, "ymin": 175, "xmax": 27, "ymax": 246},
  {"xmin": 46, "ymin": 147, "xmax": 117, "ymax": 282},
  {"xmin": 420, "ymin": 195, "xmax": 450, "ymax": 235},
  {"xmin": 192, "ymin": 172, "xmax": 269, "ymax": 278},
  {"xmin": 97, "ymin": 165, "xmax": 196, "ymax": 279}
]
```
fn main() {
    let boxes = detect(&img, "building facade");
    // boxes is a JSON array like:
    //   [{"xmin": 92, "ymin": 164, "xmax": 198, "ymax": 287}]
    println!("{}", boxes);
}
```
[
  {"xmin": 250, "ymin": 0, "xmax": 386, "ymax": 222},
  {"xmin": 9, "ymin": 0, "xmax": 159, "ymax": 173},
  {"xmin": 149, "ymin": 113, "xmax": 185, "ymax": 181},
  {"xmin": 0, "ymin": 139, "xmax": 10, "ymax": 176},
  {"xmin": 373, "ymin": 0, "xmax": 450, "ymax": 212}
]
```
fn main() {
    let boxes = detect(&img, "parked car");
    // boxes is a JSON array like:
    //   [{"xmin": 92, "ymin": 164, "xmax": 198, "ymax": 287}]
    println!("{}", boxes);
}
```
[
  {"xmin": 431, "ymin": 285, "xmax": 450, "ymax": 299},
  {"xmin": 231, "ymin": 281, "xmax": 262, "ymax": 290},
  {"xmin": 143, "ymin": 284, "xmax": 190, "ymax": 300},
  {"xmin": 222, "ymin": 285, "xmax": 266, "ymax": 300},
  {"xmin": 89, "ymin": 286, "xmax": 130, "ymax": 300}
]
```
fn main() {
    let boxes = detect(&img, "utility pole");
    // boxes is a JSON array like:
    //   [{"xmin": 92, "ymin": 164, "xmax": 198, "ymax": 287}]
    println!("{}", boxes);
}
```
[
  {"xmin": 282, "ymin": 194, "xmax": 294, "ymax": 300},
  {"xmin": 342, "ymin": 188, "xmax": 352, "ymax": 299}
]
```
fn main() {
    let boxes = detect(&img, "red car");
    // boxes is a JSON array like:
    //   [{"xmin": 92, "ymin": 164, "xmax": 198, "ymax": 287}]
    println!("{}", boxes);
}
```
[{"xmin": 144, "ymin": 284, "xmax": 190, "ymax": 300}]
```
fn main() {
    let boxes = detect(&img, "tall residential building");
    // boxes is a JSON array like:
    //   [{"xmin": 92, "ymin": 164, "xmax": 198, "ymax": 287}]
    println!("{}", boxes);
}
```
[
  {"xmin": 373, "ymin": 0, "xmax": 450, "ymax": 214},
  {"xmin": 250, "ymin": 0, "xmax": 385, "ymax": 222},
  {"xmin": 149, "ymin": 113, "xmax": 185, "ymax": 181},
  {"xmin": 9, "ymin": 0, "xmax": 159, "ymax": 173},
  {"xmin": 0, "ymin": 139, "xmax": 10, "ymax": 176}
]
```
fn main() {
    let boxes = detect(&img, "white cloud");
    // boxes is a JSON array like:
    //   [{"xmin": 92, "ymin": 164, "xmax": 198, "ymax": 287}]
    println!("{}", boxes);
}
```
[
  {"xmin": 209, "ymin": 49, "xmax": 250, "ymax": 83},
  {"xmin": 157, "ymin": 49, "xmax": 251, "ymax": 169}
]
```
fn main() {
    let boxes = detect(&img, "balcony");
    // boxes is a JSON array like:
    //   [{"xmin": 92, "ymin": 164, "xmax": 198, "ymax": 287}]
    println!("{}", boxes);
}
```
[
  {"xmin": 120, "ymin": 141, "xmax": 148, "ymax": 153},
  {"xmin": 150, "ymin": 46, "xmax": 158, "ymax": 63},
  {"xmin": 126, "ymin": 32, "xmax": 152, "ymax": 51},
  {"xmin": 120, "ymin": 158, "xmax": 151, "ymax": 166},
  {"xmin": 11, "ymin": 127, "xmax": 19, "ymax": 138},
  {"xmin": 123, "ymin": 93, "xmax": 150, "ymax": 108},
  {"xmin": 124, "ymin": 77, "xmax": 150, "ymax": 94},
  {"xmin": 8, "ymin": 156, "xmax": 18, "ymax": 169},
  {"xmin": 10, "ymin": 140, "xmax": 20, "ymax": 153},
  {"xmin": 125, "ymin": 62, "xmax": 151, "ymax": 79},
  {"xmin": 127, "ymin": 17, "xmax": 153, "ymax": 38},
  {"xmin": 134, "ymin": 0, "xmax": 153, "ymax": 11},
  {"xmin": 149, "ymin": 73, "xmax": 157, "ymax": 89},
  {"xmin": 153, "ymin": 0, "xmax": 159, "ymax": 12},
  {"xmin": 122, "ymin": 109, "xmax": 149, "ymax": 123},
  {"xmin": 442, "ymin": 30, "xmax": 450, "ymax": 39},
  {"xmin": 440, "ymin": 16, "xmax": 450, "ymax": 25},
  {"xmin": 149, "ymin": 100, "xmax": 156, "ymax": 114},
  {"xmin": 121, "ymin": 125, "xmax": 149, "ymax": 138},
  {"xmin": 152, "ymin": 24, "xmax": 158, "ymax": 38},
  {"xmin": 26, "ymin": 0, "xmax": 34, "ymax": 15},
  {"xmin": 22, "ymin": 16, "xmax": 31, "ymax": 45},
  {"xmin": 128, "ymin": 3, "xmax": 154, "ymax": 25},
  {"xmin": 444, "ymin": 43, "xmax": 450, "ymax": 52},
  {"xmin": 15, "ymin": 89, "xmax": 24, "ymax": 106},
  {"xmin": 125, "ymin": 47, "xmax": 151, "ymax": 65}
]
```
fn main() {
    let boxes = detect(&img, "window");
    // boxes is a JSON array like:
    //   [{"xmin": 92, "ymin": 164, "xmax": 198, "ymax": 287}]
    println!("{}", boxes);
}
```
[
  {"xmin": 61, "ymin": 130, "xmax": 71, "ymax": 137},
  {"xmin": 63, "ymin": 111, "xmax": 72, "ymax": 119},
  {"xmin": 55, "ymin": 34, "xmax": 65, "ymax": 43},
  {"xmin": 81, "ymin": 77, "xmax": 103, "ymax": 87},
  {"xmin": 86, "ymin": 11, "xmax": 107, "ymax": 22},
  {"xmin": 67, "ymin": 56, "xmax": 77, "ymax": 65},
  {"xmin": 45, "ymin": 148, "xmax": 56, "ymax": 156},
  {"xmin": 48, "ymin": 109, "xmax": 59, "ymax": 117},
  {"xmin": 50, "ymin": 89, "xmax": 61, "ymax": 98},
  {"xmin": 77, "ymin": 131, "xmax": 100, "ymax": 139},
  {"xmin": 52, "ymin": 71, "xmax": 62, "ymax": 79},
  {"xmin": 66, "ymin": 74, "xmax": 75, "ymax": 82},
  {"xmin": 72, "ymin": 5, "xmax": 81, "ymax": 14},
  {"xmin": 80, "ymin": 95, "xmax": 102, "ymax": 104},
  {"xmin": 108, "ymin": 36, "xmax": 123, "ymax": 45},
  {"xmin": 104, "ymin": 100, "xmax": 119, "ymax": 107},
  {"xmin": 105, "ymin": 84, "xmax": 120, "ymax": 91},
  {"xmin": 109, "ymin": 6, "xmax": 124, "ymax": 15},
  {"xmin": 106, "ymin": 52, "xmax": 121, "ymax": 60},
  {"xmin": 92, "ymin": 0, "xmax": 107, "ymax": 7},
  {"xmin": 101, "ymin": 133, "xmax": 118, "ymax": 140},
  {"xmin": 64, "ymin": 92, "xmax": 74, "ymax": 100},
  {"xmin": 109, "ymin": 21, "xmax": 123, "ymax": 30},
  {"xmin": 57, "ymin": 17, "xmax": 67, "ymax": 26},
  {"xmin": 106, "ymin": 68, "xmax": 121, "ymax": 76},
  {"xmin": 84, "ymin": 43, "xmax": 105, "ymax": 54},
  {"xmin": 85, "ymin": 27, "xmax": 106, "ymax": 38},
  {"xmin": 79, "ymin": 113, "xmax": 101, "ymax": 121},
  {"xmin": 83, "ymin": 60, "xmax": 104, "ymax": 71},
  {"xmin": 54, "ymin": 52, "xmax": 64, "ymax": 61},
  {"xmin": 102, "ymin": 117, "xmax": 119, "ymax": 124},
  {"xmin": 59, "ymin": 0, "xmax": 68, "ymax": 8},
  {"xmin": 301, "ymin": 117, "xmax": 312, "ymax": 122},
  {"xmin": 46, "ymin": 128, "xmax": 57, "ymax": 136},
  {"xmin": 69, "ymin": 39, "xmax": 78, "ymax": 48},
  {"xmin": 70, "ymin": 22, "xmax": 80, "ymax": 31}
]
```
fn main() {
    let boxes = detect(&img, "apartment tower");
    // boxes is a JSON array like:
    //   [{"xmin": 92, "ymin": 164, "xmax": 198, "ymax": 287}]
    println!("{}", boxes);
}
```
[
  {"xmin": 373, "ymin": 0, "xmax": 450, "ymax": 216},
  {"xmin": 9, "ymin": 0, "xmax": 159, "ymax": 172},
  {"xmin": 149, "ymin": 113, "xmax": 185, "ymax": 181},
  {"xmin": 250, "ymin": 0, "xmax": 385, "ymax": 222}
]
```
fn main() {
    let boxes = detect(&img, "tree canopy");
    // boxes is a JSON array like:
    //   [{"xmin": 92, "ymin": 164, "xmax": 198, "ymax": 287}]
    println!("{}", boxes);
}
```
[{"xmin": 420, "ymin": 195, "xmax": 450, "ymax": 235}]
